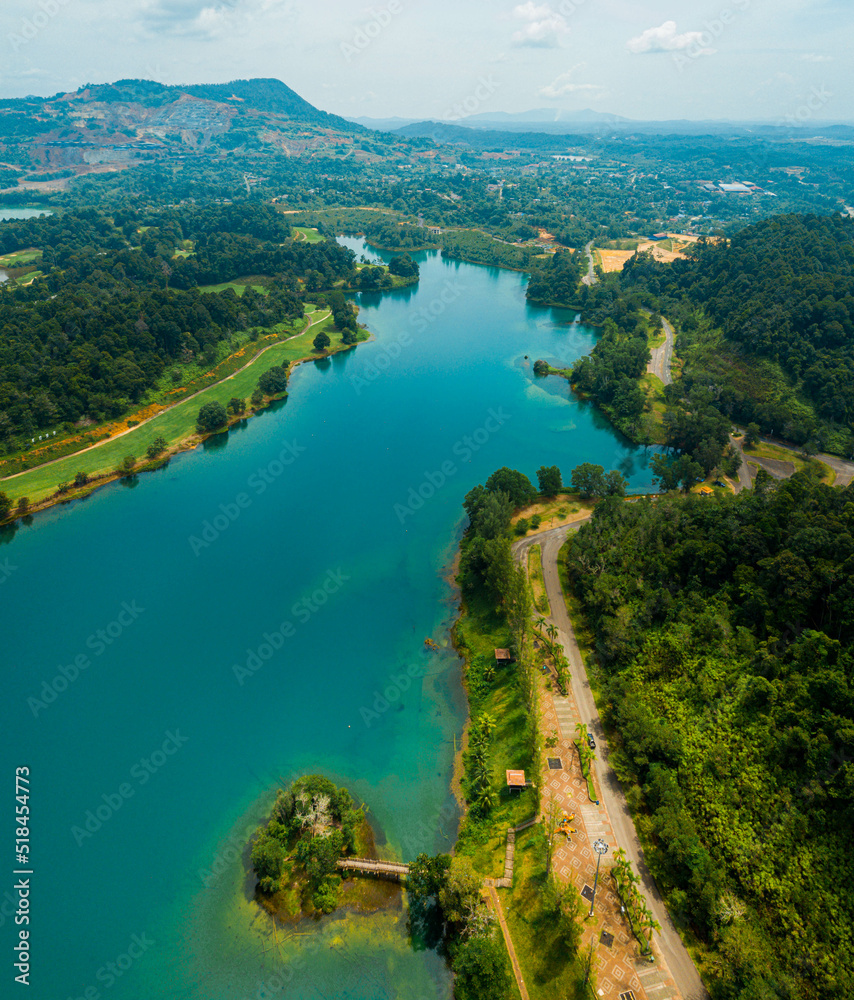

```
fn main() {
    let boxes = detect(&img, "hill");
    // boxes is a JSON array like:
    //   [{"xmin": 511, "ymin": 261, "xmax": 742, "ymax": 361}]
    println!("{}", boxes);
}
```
[{"xmin": 0, "ymin": 78, "xmax": 364, "ymax": 190}]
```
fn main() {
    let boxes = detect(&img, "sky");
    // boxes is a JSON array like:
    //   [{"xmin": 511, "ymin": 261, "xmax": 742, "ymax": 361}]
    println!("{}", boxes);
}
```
[{"xmin": 0, "ymin": 0, "xmax": 851, "ymax": 123}]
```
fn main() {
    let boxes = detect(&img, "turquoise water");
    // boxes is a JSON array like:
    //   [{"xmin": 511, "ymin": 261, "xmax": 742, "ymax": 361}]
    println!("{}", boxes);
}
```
[
  {"xmin": 2, "ymin": 242, "xmax": 658, "ymax": 1000},
  {"xmin": 0, "ymin": 208, "xmax": 52, "ymax": 220}
]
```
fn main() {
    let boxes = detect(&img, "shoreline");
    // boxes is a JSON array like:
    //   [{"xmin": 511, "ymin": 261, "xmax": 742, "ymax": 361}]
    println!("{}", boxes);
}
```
[{"xmin": 0, "ymin": 330, "xmax": 371, "ymax": 526}]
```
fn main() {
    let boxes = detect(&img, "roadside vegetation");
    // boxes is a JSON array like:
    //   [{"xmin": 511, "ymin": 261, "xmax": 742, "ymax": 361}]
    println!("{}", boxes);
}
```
[{"xmin": 565, "ymin": 470, "xmax": 854, "ymax": 999}]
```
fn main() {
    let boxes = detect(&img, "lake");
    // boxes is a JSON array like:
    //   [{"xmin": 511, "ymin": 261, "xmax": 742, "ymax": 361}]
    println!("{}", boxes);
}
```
[
  {"xmin": 0, "ymin": 207, "xmax": 52, "ymax": 221},
  {"xmin": 2, "ymin": 240, "xmax": 658, "ymax": 999}
]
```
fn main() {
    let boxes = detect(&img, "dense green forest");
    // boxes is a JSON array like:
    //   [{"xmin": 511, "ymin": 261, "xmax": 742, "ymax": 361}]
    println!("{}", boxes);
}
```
[
  {"xmin": 0, "ymin": 205, "xmax": 357, "ymax": 449},
  {"xmin": 525, "ymin": 248, "xmax": 584, "ymax": 305},
  {"xmin": 566, "ymin": 472, "xmax": 854, "ymax": 999},
  {"xmin": 621, "ymin": 215, "xmax": 854, "ymax": 453}
]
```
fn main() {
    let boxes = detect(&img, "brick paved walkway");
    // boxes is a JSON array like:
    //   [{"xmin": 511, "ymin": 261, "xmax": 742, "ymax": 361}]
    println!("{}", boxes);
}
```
[{"xmin": 538, "ymin": 673, "xmax": 682, "ymax": 1000}]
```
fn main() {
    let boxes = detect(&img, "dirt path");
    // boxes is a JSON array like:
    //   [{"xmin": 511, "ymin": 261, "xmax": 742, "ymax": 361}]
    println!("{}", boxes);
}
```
[
  {"xmin": 485, "ymin": 882, "xmax": 530, "ymax": 1000},
  {"xmin": 647, "ymin": 317, "xmax": 675, "ymax": 386},
  {"xmin": 2, "ymin": 309, "xmax": 332, "ymax": 484},
  {"xmin": 514, "ymin": 523, "xmax": 709, "ymax": 1000},
  {"xmin": 581, "ymin": 240, "xmax": 597, "ymax": 286}
]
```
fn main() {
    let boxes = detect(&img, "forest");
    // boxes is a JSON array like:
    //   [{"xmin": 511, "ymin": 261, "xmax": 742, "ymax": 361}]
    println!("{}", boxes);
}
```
[
  {"xmin": 566, "ymin": 472, "xmax": 854, "ymax": 1000},
  {"xmin": 0, "ymin": 205, "xmax": 358, "ymax": 449},
  {"xmin": 621, "ymin": 215, "xmax": 854, "ymax": 452}
]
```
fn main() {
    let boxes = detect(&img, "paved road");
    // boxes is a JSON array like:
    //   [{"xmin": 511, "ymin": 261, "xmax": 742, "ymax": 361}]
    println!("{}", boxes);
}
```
[
  {"xmin": 581, "ymin": 240, "xmax": 598, "ymax": 286},
  {"xmin": 729, "ymin": 432, "xmax": 854, "ymax": 491},
  {"xmin": 515, "ymin": 524, "xmax": 709, "ymax": 1000},
  {"xmin": 647, "ymin": 317, "xmax": 675, "ymax": 386}
]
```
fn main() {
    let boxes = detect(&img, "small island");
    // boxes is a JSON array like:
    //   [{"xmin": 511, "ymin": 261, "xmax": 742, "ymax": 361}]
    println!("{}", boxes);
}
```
[{"xmin": 250, "ymin": 774, "xmax": 399, "ymax": 919}]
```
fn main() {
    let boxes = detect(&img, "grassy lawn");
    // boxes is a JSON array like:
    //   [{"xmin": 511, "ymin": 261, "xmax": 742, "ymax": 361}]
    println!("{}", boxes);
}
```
[
  {"xmin": 638, "ymin": 372, "xmax": 669, "ymax": 445},
  {"xmin": 0, "ymin": 248, "xmax": 40, "ymax": 266},
  {"xmin": 2, "ymin": 314, "xmax": 363, "ymax": 504},
  {"xmin": 197, "ymin": 279, "xmax": 269, "ymax": 295},
  {"xmin": 512, "ymin": 493, "xmax": 592, "ymax": 535},
  {"xmin": 528, "ymin": 545, "xmax": 551, "ymax": 617},
  {"xmin": 744, "ymin": 440, "xmax": 835, "ymax": 484},
  {"xmin": 502, "ymin": 828, "xmax": 587, "ymax": 1000},
  {"xmin": 292, "ymin": 226, "xmax": 324, "ymax": 243}
]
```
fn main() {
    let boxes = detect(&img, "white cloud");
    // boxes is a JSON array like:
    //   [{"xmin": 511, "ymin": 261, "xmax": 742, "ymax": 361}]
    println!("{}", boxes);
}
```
[
  {"xmin": 626, "ymin": 20, "xmax": 715, "ymax": 56},
  {"xmin": 799, "ymin": 52, "xmax": 834, "ymax": 62},
  {"xmin": 538, "ymin": 66, "xmax": 602, "ymax": 99},
  {"xmin": 510, "ymin": 2, "xmax": 569, "ymax": 48}
]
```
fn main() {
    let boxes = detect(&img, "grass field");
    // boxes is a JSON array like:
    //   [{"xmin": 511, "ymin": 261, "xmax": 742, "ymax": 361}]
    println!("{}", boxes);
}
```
[
  {"xmin": 744, "ymin": 439, "xmax": 835, "ymax": 484},
  {"xmin": 197, "ymin": 280, "xmax": 269, "ymax": 295},
  {"xmin": 292, "ymin": 226, "xmax": 324, "ymax": 243},
  {"xmin": 502, "ymin": 827, "xmax": 587, "ymax": 1000},
  {"xmin": 0, "ymin": 248, "xmax": 40, "ymax": 266},
  {"xmin": 528, "ymin": 545, "xmax": 551, "ymax": 616},
  {"xmin": 1, "ymin": 314, "xmax": 361, "ymax": 504}
]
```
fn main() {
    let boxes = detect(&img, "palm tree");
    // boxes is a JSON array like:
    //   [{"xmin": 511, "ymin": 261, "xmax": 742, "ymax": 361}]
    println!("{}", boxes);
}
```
[
  {"xmin": 535, "ymin": 616, "xmax": 547, "ymax": 632},
  {"xmin": 546, "ymin": 623, "xmax": 558, "ymax": 641},
  {"xmin": 575, "ymin": 722, "xmax": 588, "ymax": 743}
]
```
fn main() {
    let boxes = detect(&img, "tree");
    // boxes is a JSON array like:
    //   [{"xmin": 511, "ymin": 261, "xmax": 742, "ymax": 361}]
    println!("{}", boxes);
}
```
[
  {"xmin": 227, "ymin": 397, "xmax": 245, "ymax": 415},
  {"xmin": 744, "ymin": 422, "xmax": 761, "ymax": 449},
  {"xmin": 0, "ymin": 491, "xmax": 10, "ymax": 520},
  {"xmin": 452, "ymin": 934, "xmax": 512, "ymax": 1000},
  {"xmin": 388, "ymin": 253, "xmax": 419, "ymax": 278},
  {"xmin": 251, "ymin": 829, "xmax": 286, "ymax": 894},
  {"xmin": 484, "ymin": 467, "xmax": 537, "ymax": 506},
  {"xmin": 119, "ymin": 455, "xmax": 136, "ymax": 476},
  {"xmin": 313, "ymin": 331, "xmax": 331, "ymax": 352},
  {"xmin": 439, "ymin": 856, "xmax": 486, "ymax": 928},
  {"xmin": 537, "ymin": 465, "xmax": 562, "ymax": 495},
  {"xmin": 73, "ymin": 471, "xmax": 89, "ymax": 487},
  {"xmin": 16, "ymin": 497, "xmax": 29, "ymax": 515},
  {"xmin": 146, "ymin": 436, "xmax": 167, "ymax": 460},
  {"xmin": 257, "ymin": 365, "xmax": 287, "ymax": 395},
  {"xmin": 407, "ymin": 853, "xmax": 452, "ymax": 901},
  {"xmin": 571, "ymin": 462, "xmax": 606, "ymax": 499},
  {"xmin": 196, "ymin": 400, "xmax": 227, "ymax": 433}
]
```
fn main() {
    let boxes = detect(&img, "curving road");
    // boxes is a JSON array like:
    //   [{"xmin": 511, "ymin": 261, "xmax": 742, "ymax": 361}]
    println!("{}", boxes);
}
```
[
  {"xmin": 647, "ymin": 317, "xmax": 675, "ymax": 386},
  {"xmin": 515, "ymin": 522, "xmax": 708, "ymax": 1000}
]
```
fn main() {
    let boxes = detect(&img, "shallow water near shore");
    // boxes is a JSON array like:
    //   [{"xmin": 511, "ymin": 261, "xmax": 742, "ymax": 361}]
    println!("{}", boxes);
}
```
[{"xmin": 3, "ymin": 240, "xmax": 659, "ymax": 999}]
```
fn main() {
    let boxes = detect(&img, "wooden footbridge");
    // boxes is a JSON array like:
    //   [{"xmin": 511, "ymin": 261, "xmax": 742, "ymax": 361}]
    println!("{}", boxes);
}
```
[{"xmin": 337, "ymin": 857, "xmax": 411, "ymax": 882}]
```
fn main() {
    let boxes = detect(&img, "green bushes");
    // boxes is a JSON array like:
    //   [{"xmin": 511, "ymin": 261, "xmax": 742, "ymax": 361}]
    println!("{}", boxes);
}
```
[{"xmin": 249, "ymin": 774, "xmax": 363, "ymax": 914}]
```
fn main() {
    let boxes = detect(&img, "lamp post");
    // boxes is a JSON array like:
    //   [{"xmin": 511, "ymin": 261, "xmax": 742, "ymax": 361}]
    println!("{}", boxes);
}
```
[{"xmin": 589, "ymin": 838, "xmax": 609, "ymax": 917}]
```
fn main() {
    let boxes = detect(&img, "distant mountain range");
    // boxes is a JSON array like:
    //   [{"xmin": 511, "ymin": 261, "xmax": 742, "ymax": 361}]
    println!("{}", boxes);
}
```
[{"xmin": 351, "ymin": 107, "xmax": 854, "ymax": 138}]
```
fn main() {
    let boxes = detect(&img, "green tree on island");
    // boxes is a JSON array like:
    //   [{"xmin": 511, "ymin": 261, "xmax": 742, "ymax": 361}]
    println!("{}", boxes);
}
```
[{"xmin": 250, "ymin": 775, "xmax": 363, "ymax": 914}]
